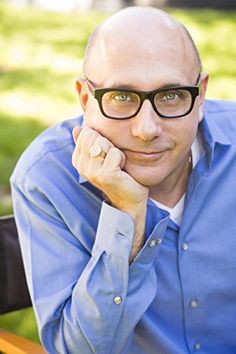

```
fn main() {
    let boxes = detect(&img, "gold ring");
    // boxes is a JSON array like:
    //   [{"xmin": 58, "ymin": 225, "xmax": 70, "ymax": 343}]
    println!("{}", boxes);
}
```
[{"xmin": 89, "ymin": 144, "xmax": 103, "ymax": 157}]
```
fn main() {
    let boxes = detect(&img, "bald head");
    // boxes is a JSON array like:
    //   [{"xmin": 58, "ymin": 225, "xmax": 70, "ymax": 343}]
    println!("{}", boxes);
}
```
[{"xmin": 83, "ymin": 7, "xmax": 202, "ymax": 85}]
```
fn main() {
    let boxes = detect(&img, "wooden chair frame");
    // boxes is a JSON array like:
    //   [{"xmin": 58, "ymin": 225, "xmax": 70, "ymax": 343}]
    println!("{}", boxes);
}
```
[{"xmin": 0, "ymin": 329, "xmax": 46, "ymax": 354}]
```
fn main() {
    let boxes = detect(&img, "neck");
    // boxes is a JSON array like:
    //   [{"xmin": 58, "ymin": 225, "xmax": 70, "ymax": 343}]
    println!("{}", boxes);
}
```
[{"xmin": 149, "ymin": 153, "xmax": 192, "ymax": 208}]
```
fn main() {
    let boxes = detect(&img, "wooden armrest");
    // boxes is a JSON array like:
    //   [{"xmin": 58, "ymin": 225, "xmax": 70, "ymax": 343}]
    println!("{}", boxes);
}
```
[{"xmin": 0, "ymin": 329, "xmax": 46, "ymax": 354}]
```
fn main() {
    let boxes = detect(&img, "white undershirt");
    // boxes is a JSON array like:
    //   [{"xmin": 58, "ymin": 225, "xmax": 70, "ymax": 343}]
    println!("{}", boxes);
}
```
[{"xmin": 151, "ymin": 130, "xmax": 204, "ymax": 226}]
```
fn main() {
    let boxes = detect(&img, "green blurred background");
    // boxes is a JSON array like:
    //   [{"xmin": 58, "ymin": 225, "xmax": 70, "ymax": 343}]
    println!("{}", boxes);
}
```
[{"xmin": 0, "ymin": 1, "xmax": 235, "ymax": 345}]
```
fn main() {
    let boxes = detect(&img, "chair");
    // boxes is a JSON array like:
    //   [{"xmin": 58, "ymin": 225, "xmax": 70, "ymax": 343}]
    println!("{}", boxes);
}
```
[{"xmin": 0, "ymin": 215, "xmax": 46, "ymax": 354}]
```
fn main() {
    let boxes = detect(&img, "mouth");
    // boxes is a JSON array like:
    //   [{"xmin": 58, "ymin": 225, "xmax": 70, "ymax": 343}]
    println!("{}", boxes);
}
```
[{"xmin": 123, "ymin": 149, "xmax": 167, "ymax": 163}]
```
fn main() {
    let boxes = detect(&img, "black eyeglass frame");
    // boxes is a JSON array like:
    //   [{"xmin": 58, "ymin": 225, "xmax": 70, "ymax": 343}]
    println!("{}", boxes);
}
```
[{"xmin": 86, "ymin": 74, "xmax": 201, "ymax": 119}]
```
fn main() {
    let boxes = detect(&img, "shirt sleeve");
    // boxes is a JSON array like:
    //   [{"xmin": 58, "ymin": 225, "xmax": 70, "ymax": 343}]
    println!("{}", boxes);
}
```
[{"xmin": 11, "ymin": 170, "xmax": 169, "ymax": 354}]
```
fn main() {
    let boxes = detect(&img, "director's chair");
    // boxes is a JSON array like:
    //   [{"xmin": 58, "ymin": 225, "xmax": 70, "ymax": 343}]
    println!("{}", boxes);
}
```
[{"xmin": 0, "ymin": 215, "xmax": 46, "ymax": 354}]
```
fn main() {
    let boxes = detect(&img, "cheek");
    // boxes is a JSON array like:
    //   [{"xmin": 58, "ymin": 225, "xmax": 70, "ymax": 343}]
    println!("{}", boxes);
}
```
[
  {"xmin": 84, "ymin": 109, "xmax": 130, "ymax": 145},
  {"xmin": 168, "ymin": 117, "xmax": 199, "ymax": 153},
  {"xmin": 83, "ymin": 106, "xmax": 106, "ymax": 133}
]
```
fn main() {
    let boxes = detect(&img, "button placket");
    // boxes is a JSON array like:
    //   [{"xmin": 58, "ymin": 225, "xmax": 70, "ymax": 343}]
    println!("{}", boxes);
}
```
[{"xmin": 179, "ymin": 235, "xmax": 202, "ymax": 353}]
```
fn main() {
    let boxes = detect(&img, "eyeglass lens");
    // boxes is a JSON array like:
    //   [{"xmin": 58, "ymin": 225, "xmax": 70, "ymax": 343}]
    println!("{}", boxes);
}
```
[{"xmin": 101, "ymin": 88, "xmax": 193, "ymax": 119}]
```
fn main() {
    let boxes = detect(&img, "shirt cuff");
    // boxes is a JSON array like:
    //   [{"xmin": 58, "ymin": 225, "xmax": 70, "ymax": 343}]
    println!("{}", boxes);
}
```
[{"xmin": 92, "ymin": 201, "xmax": 134, "ymax": 260}]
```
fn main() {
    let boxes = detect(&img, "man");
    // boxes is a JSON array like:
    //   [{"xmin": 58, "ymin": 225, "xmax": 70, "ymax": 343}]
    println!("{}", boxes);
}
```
[{"xmin": 10, "ymin": 6, "xmax": 236, "ymax": 354}]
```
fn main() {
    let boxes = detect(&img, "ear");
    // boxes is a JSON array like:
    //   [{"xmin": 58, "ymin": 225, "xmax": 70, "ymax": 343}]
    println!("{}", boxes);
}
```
[
  {"xmin": 76, "ymin": 78, "xmax": 88, "ymax": 112},
  {"xmin": 198, "ymin": 72, "xmax": 209, "ymax": 122}
]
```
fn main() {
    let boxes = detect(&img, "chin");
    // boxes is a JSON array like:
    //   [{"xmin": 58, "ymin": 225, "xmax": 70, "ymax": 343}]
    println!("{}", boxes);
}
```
[{"xmin": 125, "ymin": 164, "xmax": 166, "ymax": 187}]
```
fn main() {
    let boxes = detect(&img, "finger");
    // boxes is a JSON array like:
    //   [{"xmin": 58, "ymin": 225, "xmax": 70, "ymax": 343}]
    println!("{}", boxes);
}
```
[
  {"xmin": 72, "ymin": 127, "xmax": 97, "ymax": 169},
  {"xmin": 102, "ymin": 147, "xmax": 126, "ymax": 172},
  {"xmin": 90, "ymin": 136, "xmax": 114, "ymax": 158},
  {"xmin": 85, "ymin": 147, "xmax": 123, "ymax": 188},
  {"xmin": 75, "ymin": 127, "xmax": 99, "ymax": 161},
  {"xmin": 72, "ymin": 127, "xmax": 107, "ymax": 171},
  {"xmin": 76, "ymin": 126, "xmax": 98, "ymax": 147},
  {"xmin": 72, "ymin": 126, "xmax": 82, "ymax": 144},
  {"xmin": 120, "ymin": 150, "xmax": 126, "ymax": 170}
]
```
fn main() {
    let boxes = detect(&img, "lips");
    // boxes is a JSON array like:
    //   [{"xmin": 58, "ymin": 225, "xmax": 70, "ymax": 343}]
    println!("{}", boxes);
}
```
[{"xmin": 123, "ymin": 149, "xmax": 167, "ymax": 163}]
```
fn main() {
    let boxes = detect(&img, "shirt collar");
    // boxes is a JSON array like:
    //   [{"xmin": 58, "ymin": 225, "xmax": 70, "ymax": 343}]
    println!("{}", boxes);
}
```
[
  {"xmin": 79, "ymin": 174, "xmax": 87, "ymax": 184},
  {"xmin": 200, "ymin": 100, "xmax": 231, "ymax": 167},
  {"xmin": 202, "ymin": 99, "xmax": 231, "ymax": 146}
]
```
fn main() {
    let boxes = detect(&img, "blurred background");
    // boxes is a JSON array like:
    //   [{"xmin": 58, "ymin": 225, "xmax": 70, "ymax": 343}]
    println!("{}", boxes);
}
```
[{"xmin": 0, "ymin": 0, "xmax": 235, "ymax": 344}]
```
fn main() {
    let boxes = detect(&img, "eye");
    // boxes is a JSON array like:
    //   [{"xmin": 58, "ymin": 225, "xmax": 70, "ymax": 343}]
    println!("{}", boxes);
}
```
[
  {"xmin": 113, "ymin": 92, "xmax": 132, "ymax": 102},
  {"xmin": 165, "ymin": 93, "xmax": 177, "ymax": 100},
  {"xmin": 157, "ymin": 90, "xmax": 184, "ymax": 103}
]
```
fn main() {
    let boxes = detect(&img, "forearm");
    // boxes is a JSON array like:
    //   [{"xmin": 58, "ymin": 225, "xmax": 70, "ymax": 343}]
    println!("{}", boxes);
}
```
[
  {"xmin": 128, "ymin": 204, "xmax": 147, "ymax": 263},
  {"xmin": 45, "ymin": 202, "xmax": 167, "ymax": 354},
  {"xmin": 107, "ymin": 197, "xmax": 147, "ymax": 264},
  {"xmin": 72, "ymin": 125, "xmax": 150, "ymax": 264},
  {"xmin": 11, "ymin": 172, "xmax": 168, "ymax": 354},
  {"xmin": 47, "ymin": 248, "xmax": 130, "ymax": 354},
  {"xmin": 11, "ymin": 183, "xmax": 154, "ymax": 353},
  {"xmin": 52, "ymin": 249, "xmax": 158, "ymax": 354}
]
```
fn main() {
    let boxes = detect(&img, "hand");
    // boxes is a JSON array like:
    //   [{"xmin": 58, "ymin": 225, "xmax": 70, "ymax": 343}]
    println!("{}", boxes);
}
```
[
  {"xmin": 72, "ymin": 126, "xmax": 148, "ymax": 216},
  {"xmin": 72, "ymin": 126, "xmax": 149, "ymax": 262}
]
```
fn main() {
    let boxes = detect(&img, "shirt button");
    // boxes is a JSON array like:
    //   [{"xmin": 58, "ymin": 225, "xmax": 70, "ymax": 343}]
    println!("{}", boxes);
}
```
[
  {"xmin": 190, "ymin": 299, "xmax": 199, "ymax": 308},
  {"xmin": 149, "ymin": 238, "xmax": 162, "ymax": 247},
  {"xmin": 113, "ymin": 296, "xmax": 122, "ymax": 305},
  {"xmin": 181, "ymin": 242, "xmax": 189, "ymax": 251},
  {"xmin": 194, "ymin": 342, "xmax": 201, "ymax": 351}
]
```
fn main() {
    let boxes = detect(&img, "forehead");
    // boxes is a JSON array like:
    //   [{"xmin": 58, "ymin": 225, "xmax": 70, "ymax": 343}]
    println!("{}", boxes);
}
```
[{"xmin": 88, "ymin": 16, "xmax": 197, "ymax": 89}]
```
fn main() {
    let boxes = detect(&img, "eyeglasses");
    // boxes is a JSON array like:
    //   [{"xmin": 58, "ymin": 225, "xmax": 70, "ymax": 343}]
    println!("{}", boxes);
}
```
[{"xmin": 86, "ymin": 73, "xmax": 201, "ymax": 120}]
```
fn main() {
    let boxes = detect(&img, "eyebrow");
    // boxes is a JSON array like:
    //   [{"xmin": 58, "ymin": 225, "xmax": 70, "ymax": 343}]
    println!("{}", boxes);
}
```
[
  {"xmin": 106, "ymin": 73, "xmax": 201, "ymax": 90},
  {"xmin": 86, "ymin": 72, "xmax": 200, "ymax": 92},
  {"xmin": 101, "ymin": 82, "xmax": 186, "ymax": 91}
]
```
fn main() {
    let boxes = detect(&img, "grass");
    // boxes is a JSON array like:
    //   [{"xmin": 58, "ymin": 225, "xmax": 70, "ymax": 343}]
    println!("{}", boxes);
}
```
[
  {"xmin": 0, "ymin": 307, "xmax": 40, "ymax": 343},
  {"xmin": 0, "ymin": 1, "xmax": 235, "ymax": 345},
  {"xmin": 172, "ymin": 9, "xmax": 236, "ymax": 98}
]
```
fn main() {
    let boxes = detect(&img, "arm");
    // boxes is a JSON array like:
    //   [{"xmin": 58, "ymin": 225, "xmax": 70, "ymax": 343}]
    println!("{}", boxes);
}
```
[
  {"xmin": 72, "ymin": 126, "xmax": 149, "ymax": 263},
  {"xmin": 10, "ymin": 127, "xmax": 168, "ymax": 354}
]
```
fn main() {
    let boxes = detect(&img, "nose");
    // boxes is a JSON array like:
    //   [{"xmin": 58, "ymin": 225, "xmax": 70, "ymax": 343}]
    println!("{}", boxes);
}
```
[{"xmin": 131, "ymin": 99, "xmax": 163, "ymax": 141}]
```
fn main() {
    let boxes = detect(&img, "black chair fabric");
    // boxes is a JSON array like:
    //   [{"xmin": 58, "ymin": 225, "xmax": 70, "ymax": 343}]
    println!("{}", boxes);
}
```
[{"xmin": 0, "ymin": 215, "xmax": 31, "ymax": 314}]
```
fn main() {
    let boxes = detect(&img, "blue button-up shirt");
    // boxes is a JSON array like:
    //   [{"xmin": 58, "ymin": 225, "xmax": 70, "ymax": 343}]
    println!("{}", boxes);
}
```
[{"xmin": 10, "ymin": 99, "xmax": 236, "ymax": 354}]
